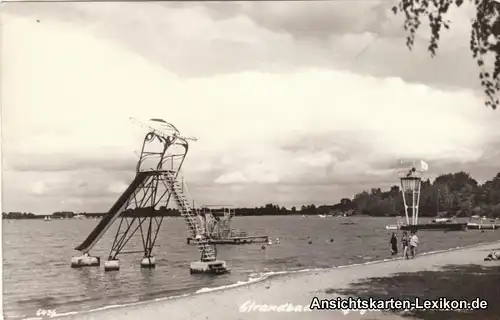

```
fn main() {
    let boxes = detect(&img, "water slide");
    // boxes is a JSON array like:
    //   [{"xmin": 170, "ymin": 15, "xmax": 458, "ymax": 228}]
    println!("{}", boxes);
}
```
[{"xmin": 74, "ymin": 171, "xmax": 152, "ymax": 253}]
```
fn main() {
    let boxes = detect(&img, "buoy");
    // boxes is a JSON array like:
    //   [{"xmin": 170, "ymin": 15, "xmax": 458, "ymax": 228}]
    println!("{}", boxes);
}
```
[
  {"xmin": 261, "ymin": 245, "xmax": 266, "ymax": 250},
  {"xmin": 104, "ymin": 260, "xmax": 120, "ymax": 271},
  {"xmin": 330, "ymin": 238, "xmax": 334, "ymax": 242},
  {"xmin": 140, "ymin": 256, "xmax": 156, "ymax": 268},
  {"xmin": 70, "ymin": 254, "xmax": 100, "ymax": 268},
  {"xmin": 308, "ymin": 240, "xmax": 312, "ymax": 244}
]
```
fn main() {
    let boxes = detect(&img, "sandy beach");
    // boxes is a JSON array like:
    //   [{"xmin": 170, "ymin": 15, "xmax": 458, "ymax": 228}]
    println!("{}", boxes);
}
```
[{"xmin": 58, "ymin": 241, "xmax": 500, "ymax": 320}]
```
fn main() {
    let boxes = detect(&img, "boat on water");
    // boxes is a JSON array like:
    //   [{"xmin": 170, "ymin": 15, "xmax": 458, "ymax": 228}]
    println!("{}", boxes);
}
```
[
  {"xmin": 385, "ymin": 217, "xmax": 404, "ymax": 230},
  {"xmin": 431, "ymin": 217, "xmax": 453, "ymax": 223},
  {"xmin": 385, "ymin": 224, "xmax": 399, "ymax": 230},
  {"xmin": 44, "ymin": 216, "xmax": 51, "ymax": 221},
  {"xmin": 73, "ymin": 214, "xmax": 85, "ymax": 220}
]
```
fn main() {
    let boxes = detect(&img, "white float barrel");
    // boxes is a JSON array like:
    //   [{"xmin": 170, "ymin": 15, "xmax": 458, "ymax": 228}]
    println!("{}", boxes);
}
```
[{"xmin": 104, "ymin": 260, "xmax": 120, "ymax": 271}]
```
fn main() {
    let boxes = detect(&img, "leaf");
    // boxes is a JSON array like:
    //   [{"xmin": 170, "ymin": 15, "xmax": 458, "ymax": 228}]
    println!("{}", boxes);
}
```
[{"xmin": 394, "ymin": 0, "xmax": 499, "ymax": 109}]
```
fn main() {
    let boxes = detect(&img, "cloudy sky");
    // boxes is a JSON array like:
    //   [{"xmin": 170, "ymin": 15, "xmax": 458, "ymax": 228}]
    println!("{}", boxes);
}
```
[{"xmin": 2, "ymin": 1, "xmax": 499, "ymax": 214}]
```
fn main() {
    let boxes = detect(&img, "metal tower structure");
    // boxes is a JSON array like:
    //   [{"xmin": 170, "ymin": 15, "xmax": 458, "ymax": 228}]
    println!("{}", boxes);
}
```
[
  {"xmin": 398, "ymin": 160, "xmax": 428, "ymax": 225},
  {"xmin": 71, "ymin": 118, "xmax": 226, "ymax": 273}
]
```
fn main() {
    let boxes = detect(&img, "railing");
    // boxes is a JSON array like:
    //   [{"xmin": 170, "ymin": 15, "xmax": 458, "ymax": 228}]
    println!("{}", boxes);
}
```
[
  {"xmin": 163, "ymin": 171, "xmax": 216, "ymax": 261},
  {"xmin": 177, "ymin": 171, "xmax": 203, "ymax": 214}
]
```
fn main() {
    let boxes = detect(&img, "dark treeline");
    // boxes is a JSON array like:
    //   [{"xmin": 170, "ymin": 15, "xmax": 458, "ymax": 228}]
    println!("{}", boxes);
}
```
[
  {"xmin": 2, "ymin": 212, "xmax": 40, "ymax": 219},
  {"xmin": 353, "ymin": 171, "xmax": 500, "ymax": 218},
  {"xmin": 3, "ymin": 171, "xmax": 500, "ymax": 219}
]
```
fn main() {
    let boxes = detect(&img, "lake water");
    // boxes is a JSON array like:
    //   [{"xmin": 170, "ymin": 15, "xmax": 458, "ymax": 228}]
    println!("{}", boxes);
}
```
[{"xmin": 3, "ymin": 216, "xmax": 499, "ymax": 319}]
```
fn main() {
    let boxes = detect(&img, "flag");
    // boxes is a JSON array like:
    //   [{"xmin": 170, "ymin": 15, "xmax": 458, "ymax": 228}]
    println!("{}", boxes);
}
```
[
  {"xmin": 420, "ymin": 160, "xmax": 429, "ymax": 172},
  {"xmin": 395, "ymin": 159, "xmax": 415, "ymax": 169}
]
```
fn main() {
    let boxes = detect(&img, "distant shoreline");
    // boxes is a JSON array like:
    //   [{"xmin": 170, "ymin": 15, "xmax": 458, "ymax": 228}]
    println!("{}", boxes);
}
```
[
  {"xmin": 2, "ymin": 213, "xmax": 364, "ymax": 220},
  {"xmin": 5, "ymin": 170, "xmax": 500, "ymax": 221},
  {"xmin": 0, "ymin": 213, "xmax": 465, "ymax": 219}
]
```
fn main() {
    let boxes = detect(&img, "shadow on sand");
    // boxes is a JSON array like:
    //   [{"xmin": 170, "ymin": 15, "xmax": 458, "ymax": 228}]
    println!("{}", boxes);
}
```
[{"xmin": 326, "ymin": 264, "xmax": 500, "ymax": 320}]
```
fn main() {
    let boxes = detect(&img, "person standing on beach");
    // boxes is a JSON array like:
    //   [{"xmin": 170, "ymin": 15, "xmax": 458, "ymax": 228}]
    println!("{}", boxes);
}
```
[
  {"xmin": 390, "ymin": 233, "xmax": 398, "ymax": 259},
  {"xmin": 401, "ymin": 231, "xmax": 409, "ymax": 259},
  {"xmin": 409, "ymin": 231, "xmax": 419, "ymax": 259}
]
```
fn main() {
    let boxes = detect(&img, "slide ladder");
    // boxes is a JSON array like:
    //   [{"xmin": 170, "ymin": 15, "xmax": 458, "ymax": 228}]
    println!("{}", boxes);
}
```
[
  {"xmin": 164, "ymin": 172, "xmax": 216, "ymax": 262},
  {"xmin": 75, "ymin": 171, "xmax": 151, "ymax": 252}
]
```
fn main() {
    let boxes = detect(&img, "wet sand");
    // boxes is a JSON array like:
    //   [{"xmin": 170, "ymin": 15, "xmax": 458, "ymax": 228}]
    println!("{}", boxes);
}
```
[{"xmin": 59, "ymin": 241, "xmax": 500, "ymax": 320}]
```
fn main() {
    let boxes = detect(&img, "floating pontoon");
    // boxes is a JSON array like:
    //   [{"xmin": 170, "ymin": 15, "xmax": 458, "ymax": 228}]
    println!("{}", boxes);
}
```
[{"xmin": 186, "ymin": 206, "xmax": 269, "ymax": 245}]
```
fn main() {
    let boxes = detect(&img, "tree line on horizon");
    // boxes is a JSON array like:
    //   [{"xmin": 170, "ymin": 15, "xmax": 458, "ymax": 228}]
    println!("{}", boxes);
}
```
[
  {"xmin": 3, "ymin": 171, "xmax": 500, "ymax": 219},
  {"xmin": 353, "ymin": 171, "xmax": 500, "ymax": 218}
]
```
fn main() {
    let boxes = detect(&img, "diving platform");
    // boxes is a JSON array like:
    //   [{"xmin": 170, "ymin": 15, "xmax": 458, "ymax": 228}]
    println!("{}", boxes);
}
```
[
  {"xmin": 187, "ymin": 235, "xmax": 269, "ymax": 245},
  {"xmin": 71, "ymin": 118, "xmax": 228, "ymax": 274}
]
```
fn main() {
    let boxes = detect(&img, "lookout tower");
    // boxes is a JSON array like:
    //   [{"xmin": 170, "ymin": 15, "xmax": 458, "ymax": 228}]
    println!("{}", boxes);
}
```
[{"xmin": 398, "ymin": 160, "xmax": 428, "ymax": 225}]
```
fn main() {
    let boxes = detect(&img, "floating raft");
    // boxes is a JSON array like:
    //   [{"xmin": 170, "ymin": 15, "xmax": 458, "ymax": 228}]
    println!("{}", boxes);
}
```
[
  {"xmin": 467, "ymin": 223, "xmax": 498, "ymax": 230},
  {"xmin": 187, "ymin": 235, "xmax": 269, "ymax": 245}
]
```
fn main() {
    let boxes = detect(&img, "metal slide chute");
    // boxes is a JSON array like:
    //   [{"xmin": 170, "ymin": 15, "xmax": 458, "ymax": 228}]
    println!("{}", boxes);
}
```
[{"xmin": 74, "ymin": 171, "xmax": 151, "ymax": 252}]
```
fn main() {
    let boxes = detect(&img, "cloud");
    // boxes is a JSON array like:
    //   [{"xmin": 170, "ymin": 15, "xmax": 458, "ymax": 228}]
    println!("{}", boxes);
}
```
[
  {"xmin": 31, "ymin": 181, "xmax": 47, "ymax": 195},
  {"xmin": 4, "ymin": 1, "xmax": 481, "ymax": 89},
  {"xmin": 5, "ymin": 152, "xmax": 136, "ymax": 172},
  {"xmin": 2, "ymin": 5, "xmax": 499, "ymax": 214}
]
